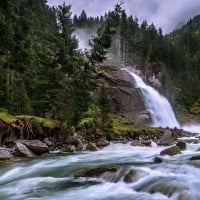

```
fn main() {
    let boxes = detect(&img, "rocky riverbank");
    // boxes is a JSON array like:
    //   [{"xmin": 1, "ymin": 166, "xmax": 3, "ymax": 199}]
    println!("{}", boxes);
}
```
[{"xmin": 0, "ymin": 114, "xmax": 199, "ymax": 160}]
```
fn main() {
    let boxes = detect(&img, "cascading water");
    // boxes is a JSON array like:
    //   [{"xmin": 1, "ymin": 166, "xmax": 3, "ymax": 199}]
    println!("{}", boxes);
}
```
[{"xmin": 123, "ymin": 67, "xmax": 180, "ymax": 128}]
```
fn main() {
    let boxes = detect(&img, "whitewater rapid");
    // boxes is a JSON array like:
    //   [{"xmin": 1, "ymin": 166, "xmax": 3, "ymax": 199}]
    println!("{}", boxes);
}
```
[{"xmin": 1, "ymin": 142, "xmax": 200, "ymax": 200}]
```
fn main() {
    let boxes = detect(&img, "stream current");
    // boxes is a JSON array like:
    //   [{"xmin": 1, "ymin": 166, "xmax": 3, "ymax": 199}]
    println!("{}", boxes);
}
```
[
  {"xmin": 1, "ymin": 67, "xmax": 200, "ymax": 200},
  {"xmin": 1, "ymin": 142, "xmax": 200, "ymax": 200}
]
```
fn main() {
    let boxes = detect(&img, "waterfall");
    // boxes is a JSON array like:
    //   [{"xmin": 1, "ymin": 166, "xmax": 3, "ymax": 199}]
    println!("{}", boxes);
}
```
[{"xmin": 123, "ymin": 68, "xmax": 180, "ymax": 128}]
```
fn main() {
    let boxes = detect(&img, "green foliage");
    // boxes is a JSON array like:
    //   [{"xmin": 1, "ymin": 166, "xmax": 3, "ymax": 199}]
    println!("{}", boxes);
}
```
[
  {"xmin": 79, "ymin": 117, "xmax": 98, "ymax": 129},
  {"xmin": 78, "ymin": 105, "xmax": 100, "ymax": 130}
]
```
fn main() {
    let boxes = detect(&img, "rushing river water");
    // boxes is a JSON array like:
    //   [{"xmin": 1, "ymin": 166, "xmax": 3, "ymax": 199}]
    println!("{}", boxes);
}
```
[{"xmin": 1, "ymin": 142, "xmax": 200, "ymax": 200}]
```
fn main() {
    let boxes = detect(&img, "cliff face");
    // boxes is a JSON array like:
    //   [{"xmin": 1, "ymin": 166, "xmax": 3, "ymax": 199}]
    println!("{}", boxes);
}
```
[{"xmin": 97, "ymin": 64, "xmax": 152, "ymax": 125}]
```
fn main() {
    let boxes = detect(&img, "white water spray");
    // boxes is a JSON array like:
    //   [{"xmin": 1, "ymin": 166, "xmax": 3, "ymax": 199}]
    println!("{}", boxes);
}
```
[{"xmin": 123, "ymin": 68, "xmax": 180, "ymax": 128}]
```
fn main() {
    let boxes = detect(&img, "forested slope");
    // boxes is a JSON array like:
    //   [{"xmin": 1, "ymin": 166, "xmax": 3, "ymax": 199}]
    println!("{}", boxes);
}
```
[{"xmin": 0, "ymin": 0, "xmax": 199, "ymax": 130}]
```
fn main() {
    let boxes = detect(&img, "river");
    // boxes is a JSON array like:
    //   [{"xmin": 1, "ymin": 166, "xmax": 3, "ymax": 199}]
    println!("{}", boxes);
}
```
[{"xmin": 1, "ymin": 142, "xmax": 200, "ymax": 200}]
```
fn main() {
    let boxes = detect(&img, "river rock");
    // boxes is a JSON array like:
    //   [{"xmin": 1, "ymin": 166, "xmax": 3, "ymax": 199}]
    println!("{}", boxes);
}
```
[
  {"xmin": 86, "ymin": 142, "xmax": 98, "ymax": 151},
  {"xmin": 14, "ymin": 142, "xmax": 35, "ymax": 157},
  {"xmin": 67, "ymin": 135, "xmax": 81, "ymax": 146},
  {"xmin": 160, "ymin": 146, "xmax": 181, "ymax": 156},
  {"xmin": 123, "ymin": 170, "xmax": 136, "ymax": 183},
  {"xmin": 66, "ymin": 135, "xmax": 83, "ymax": 151},
  {"xmin": 61, "ymin": 144, "xmax": 76, "ymax": 152},
  {"xmin": 74, "ymin": 165, "xmax": 118, "ymax": 178},
  {"xmin": 159, "ymin": 130, "xmax": 175, "ymax": 146},
  {"xmin": 123, "ymin": 169, "xmax": 148, "ymax": 183},
  {"xmin": 131, "ymin": 140, "xmax": 144, "ymax": 146},
  {"xmin": 178, "ymin": 191, "xmax": 200, "ymax": 200},
  {"xmin": 176, "ymin": 141, "xmax": 186, "ymax": 150},
  {"xmin": 150, "ymin": 184, "xmax": 188, "ymax": 196},
  {"xmin": 141, "ymin": 140, "xmax": 152, "ymax": 146},
  {"xmin": 20, "ymin": 140, "xmax": 49, "ymax": 154},
  {"xmin": 43, "ymin": 137, "xmax": 53, "ymax": 146},
  {"xmin": 96, "ymin": 139, "xmax": 110, "ymax": 147},
  {"xmin": 0, "ymin": 147, "xmax": 13, "ymax": 160},
  {"xmin": 190, "ymin": 154, "xmax": 200, "ymax": 160},
  {"xmin": 3, "ymin": 134, "xmax": 18, "ymax": 145},
  {"xmin": 154, "ymin": 156, "xmax": 163, "ymax": 163}
]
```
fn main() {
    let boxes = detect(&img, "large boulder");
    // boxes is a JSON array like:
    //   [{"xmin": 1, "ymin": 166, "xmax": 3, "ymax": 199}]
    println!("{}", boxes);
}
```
[
  {"xmin": 20, "ymin": 140, "xmax": 49, "ymax": 154},
  {"xmin": 14, "ymin": 142, "xmax": 35, "ymax": 157},
  {"xmin": 0, "ymin": 147, "xmax": 13, "ymax": 160},
  {"xmin": 160, "ymin": 146, "xmax": 181, "ymax": 156}
]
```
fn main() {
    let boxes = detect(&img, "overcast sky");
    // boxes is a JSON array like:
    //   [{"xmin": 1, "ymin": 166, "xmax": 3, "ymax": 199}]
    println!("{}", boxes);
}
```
[{"xmin": 47, "ymin": 0, "xmax": 200, "ymax": 34}]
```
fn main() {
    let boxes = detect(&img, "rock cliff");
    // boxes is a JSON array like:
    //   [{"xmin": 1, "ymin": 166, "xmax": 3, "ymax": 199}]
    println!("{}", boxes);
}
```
[{"xmin": 97, "ymin": 64, "xmax": 151, "ymax": 125}]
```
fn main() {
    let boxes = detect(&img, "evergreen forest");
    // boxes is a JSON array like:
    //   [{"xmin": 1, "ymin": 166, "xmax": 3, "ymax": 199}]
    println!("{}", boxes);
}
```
[{"xmin": 0, "ymin": 0, "xmax": 200, "ymax": 131}]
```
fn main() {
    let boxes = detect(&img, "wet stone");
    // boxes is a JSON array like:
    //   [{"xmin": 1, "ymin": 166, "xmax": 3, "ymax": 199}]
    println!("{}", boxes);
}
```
[{"xmin": 160, "ymin": 146, "xmax": 181, "ymax": 156}]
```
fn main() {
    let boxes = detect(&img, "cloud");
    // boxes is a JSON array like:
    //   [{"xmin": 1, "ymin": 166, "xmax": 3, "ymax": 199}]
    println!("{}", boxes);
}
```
[{"xmin": 47, "ymin": 0, "xmax": 200, "ymax": 33}]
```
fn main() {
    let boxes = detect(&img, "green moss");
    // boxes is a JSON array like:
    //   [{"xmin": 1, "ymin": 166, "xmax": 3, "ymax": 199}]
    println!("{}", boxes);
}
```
[
  {"xmin": 0, "ymin": 112, "xmax": 17, "ymax": 124},
  {"xmin": 112, "ymin": 115, "xmax": 135, "ymax": 132},
  {"xmin": 111, "ymin": 115, "xmax": 163, "ymax": 134}
]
